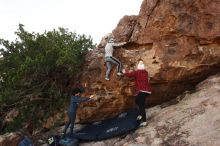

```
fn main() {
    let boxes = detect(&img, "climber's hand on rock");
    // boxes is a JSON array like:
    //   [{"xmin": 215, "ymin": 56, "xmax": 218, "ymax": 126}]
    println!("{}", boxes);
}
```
[{"xmin": 89, "ymin": 95, "xmax": 95, "ymax": 98}]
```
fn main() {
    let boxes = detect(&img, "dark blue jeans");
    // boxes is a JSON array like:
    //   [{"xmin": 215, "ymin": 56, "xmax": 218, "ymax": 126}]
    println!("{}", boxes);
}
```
[{"xmin": 63, "ymin": 112, "xmax": 76, "ymax": 135}]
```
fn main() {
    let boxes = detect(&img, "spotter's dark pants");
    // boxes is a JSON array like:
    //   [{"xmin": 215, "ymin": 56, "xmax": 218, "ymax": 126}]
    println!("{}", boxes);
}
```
[{"xmin": 135, "ymin": 92, "xmax": 149, "ymax": 122}]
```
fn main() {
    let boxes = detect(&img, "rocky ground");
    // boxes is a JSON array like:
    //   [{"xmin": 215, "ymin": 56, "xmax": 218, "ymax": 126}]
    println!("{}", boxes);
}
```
[{"xmin": 1, "ymin": 74, "xmax": 220, "ymax": 146}]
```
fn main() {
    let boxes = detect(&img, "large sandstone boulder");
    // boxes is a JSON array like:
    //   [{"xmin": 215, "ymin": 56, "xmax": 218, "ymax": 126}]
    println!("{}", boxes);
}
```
[
  {"xmin": 76, "ymin": 0, "xmax": 220, "ymax": 122},
  {"xmin": 81, "ymin": 74, "xmax": 220, "ymax": 146}
]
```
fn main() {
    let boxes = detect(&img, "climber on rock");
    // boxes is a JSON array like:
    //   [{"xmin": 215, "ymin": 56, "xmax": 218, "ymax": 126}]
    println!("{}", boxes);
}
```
[
  {"xmin": 122, "ymin": 59, "xmax": 152, "ymax": 127},
  {"xmin": 62, "ymin": 87, "xmax": 95, "ymax": 137},
  {"xmin": 104, "ymin": 36, "xmax": 127, "ymax": 81}
]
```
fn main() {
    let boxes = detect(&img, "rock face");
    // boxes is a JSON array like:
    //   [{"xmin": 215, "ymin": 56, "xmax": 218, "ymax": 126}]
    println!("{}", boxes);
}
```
[
  {"xmin": 112, "ymin": 0, "xmax": 220, "ymax": 104},
  {"xmin": 80, "ymin": 74, "xmax": 220, "ymax": 146},
  {"xmin": 76, "ymin": 0, "xmax": 220, "ymax": 122},
  {"xmin": 0, "ymin": 132, "xmax": 22, "ymax": 146}
]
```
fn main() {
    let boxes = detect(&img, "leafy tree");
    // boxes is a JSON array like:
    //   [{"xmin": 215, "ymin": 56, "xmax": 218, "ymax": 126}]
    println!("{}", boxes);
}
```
[{"xmin": 0, "ymin": 24, "xmax": 95, "ymax": 133}]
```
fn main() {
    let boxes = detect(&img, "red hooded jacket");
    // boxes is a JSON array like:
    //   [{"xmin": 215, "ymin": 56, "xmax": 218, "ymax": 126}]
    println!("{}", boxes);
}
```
[{"xmin": 124, "ymin": 69, "xmax": 152, "ymax": 96}]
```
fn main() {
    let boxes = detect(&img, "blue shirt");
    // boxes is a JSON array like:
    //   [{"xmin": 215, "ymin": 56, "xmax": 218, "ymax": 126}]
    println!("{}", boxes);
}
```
[{"xmin": 68, "ymin": 95, "xmax": 90, "ymax": 114}]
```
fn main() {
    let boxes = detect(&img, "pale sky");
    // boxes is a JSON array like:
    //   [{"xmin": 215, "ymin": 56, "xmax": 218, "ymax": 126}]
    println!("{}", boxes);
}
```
[{"xmin": 0, "ymin": 0, "xmax": 142, "ymax": 44}]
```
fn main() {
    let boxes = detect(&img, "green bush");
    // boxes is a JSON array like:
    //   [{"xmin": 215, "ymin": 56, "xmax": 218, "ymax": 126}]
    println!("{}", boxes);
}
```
[{"xmin": 0, "ymin": 24, "xmax": 95, "ymax": 133}]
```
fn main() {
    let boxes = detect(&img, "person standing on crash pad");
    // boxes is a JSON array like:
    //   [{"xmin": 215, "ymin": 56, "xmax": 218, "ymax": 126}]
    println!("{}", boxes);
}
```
[
  {"xmin": 122, "ymin": 59, "xmax": 152, "ymax": 126},
  {"xmin": 62, "ymin": 87, "xmax": 95, "ymax": 136}
]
